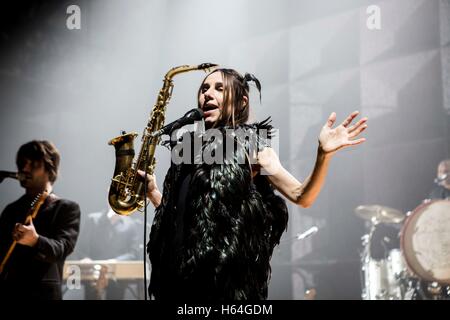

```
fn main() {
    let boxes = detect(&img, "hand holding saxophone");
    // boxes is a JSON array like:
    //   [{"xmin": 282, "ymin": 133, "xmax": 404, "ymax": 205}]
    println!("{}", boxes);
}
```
[{"xmin": 137, "ymin": 170, "xmax": 162, "ymax": 208}]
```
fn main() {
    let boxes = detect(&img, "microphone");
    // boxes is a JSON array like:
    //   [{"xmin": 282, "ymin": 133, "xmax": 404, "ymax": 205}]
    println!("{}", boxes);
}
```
[
  {"xmin": 151, "ymin": 108, "xmax": 204, "ymax": 138},
  {"xmin": 0, "ymin": 171, "xmax": 24, "ymax": 184},
  {"xmin": 434, "ymin": 174, "xmax": 448, "ymax": 185},
  {"xmin": 296, "ymin": 226, "xmax": 319, "ymax": 240}
]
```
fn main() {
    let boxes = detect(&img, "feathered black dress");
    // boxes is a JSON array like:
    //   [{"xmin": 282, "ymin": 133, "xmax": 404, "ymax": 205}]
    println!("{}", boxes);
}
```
[{"xmin": 147, "ymin": 118, "xmax": 289, "ymax": 300}]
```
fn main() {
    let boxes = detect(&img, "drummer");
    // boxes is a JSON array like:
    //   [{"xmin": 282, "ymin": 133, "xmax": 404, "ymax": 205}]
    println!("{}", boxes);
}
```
[{"xmin": 429, "ymin": 159, "xmax": 450, "ymax": 200}]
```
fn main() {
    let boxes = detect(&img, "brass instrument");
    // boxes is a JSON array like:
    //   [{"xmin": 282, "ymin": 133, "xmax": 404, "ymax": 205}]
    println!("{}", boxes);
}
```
[{"xmin": 108, "ymin": 63, "xmax": 217, "ymax": 215}]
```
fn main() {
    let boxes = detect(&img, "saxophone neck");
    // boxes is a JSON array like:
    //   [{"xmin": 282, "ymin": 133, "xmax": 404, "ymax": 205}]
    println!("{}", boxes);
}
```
[
  {"xmin": 164, "ymin": 63, "xmax": 218, "ymax": 80},
  {"xmin": 108, "ymin": 63, "xmax": 218, "ymax": 216}
]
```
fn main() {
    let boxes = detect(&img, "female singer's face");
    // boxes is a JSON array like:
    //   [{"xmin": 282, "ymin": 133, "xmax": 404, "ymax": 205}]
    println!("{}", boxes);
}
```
[{"xmin": 199, "ymin": 72, "xmax": 224, "ymax": 126}]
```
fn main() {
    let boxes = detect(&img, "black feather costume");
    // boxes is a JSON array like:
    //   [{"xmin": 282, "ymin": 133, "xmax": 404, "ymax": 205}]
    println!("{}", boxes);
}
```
[{"xmin": 147, "ymin": 118, "xmax": 289, "ymax": 300}]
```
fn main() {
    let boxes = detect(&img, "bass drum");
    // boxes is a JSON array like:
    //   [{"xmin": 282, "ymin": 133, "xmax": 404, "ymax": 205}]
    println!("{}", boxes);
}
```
[{"xmin": 401, "ymin": 200, "xmax": 450, "ymax": 284}]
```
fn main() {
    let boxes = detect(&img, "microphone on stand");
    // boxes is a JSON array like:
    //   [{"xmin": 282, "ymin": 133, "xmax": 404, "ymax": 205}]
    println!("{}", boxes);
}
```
[
  {"xmin": 279, "ymin": 226, "xmax": 319, "ymax": 245},
  {"xmin": 0, "ymin": 171, "xmax": 25, "ymax": 184},
  {"xmin": 150, "ymin": 108, "xmax": 204, "ymax": 138},
  {"xmin": 296, "ymin": 226, "xmax": 319, "ymax": 240},
  {"xmin": 434, "ymin": 174, "xmax": 448, "ymax": 185}
]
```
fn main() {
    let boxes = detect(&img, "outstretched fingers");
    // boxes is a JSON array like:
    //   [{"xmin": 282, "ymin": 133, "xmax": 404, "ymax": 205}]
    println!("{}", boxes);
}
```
[
  {"xmin": 341, "ymin": 111, "xmax": 360, "ymax": 128},
  {"xmin": 326, "ymin": 112, "xmax": 337, "ymax": 128},
  {"xmin": 348, "ymin": 117, "xmax": 367, "ymax": 132},
  {"xmin": 347, "ymin": 137, "xmax": 366, "ymax": 146},
  {"xmin": 348, "ymin": 118, "xmax": 368, "ymax": 138}
]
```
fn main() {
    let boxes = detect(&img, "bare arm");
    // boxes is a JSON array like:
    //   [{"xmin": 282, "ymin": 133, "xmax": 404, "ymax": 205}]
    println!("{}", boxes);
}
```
[
  {"xmin": 258, "ymin": 147, "xmax": 332, "ymax": 208},
  {"xmin": 258, "ymin": 111, "xmax": 367, "ymax": 208},
  {"xmin": 138, "ymin": 170, "xmax": 162, "ymax": 208},
  {"xmin": 148, "ymin": 188, "xmax": 162, "ymax": 208},
  {"xmin": 142, "ymin": 111, "xmax": 367, "ymax": 209}
]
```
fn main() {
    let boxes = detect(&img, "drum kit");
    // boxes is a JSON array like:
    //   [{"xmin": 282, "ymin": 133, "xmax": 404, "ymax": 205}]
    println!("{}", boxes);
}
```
[{"xmin": 356, "ymin": 200, "xmax": 450, "ymax": 300}]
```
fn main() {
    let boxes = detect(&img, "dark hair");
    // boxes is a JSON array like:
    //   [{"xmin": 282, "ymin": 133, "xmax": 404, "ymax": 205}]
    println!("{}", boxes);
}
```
[
  {"xmin": 16, "ymin": 140, "xmax": 60, "ymax": 184},
  {"xmin": 198, "ymin": 68, "xmax": 261, "ymax": 128}
]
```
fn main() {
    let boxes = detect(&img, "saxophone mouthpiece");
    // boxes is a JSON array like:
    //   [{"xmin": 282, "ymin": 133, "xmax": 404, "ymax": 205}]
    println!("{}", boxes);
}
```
[{"xmin": 198, "ymin": 63, "xmax": 219, "ymax": 70}]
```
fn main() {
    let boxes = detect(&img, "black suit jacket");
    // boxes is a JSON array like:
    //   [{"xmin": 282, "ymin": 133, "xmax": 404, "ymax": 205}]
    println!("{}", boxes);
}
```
[{"xmin": 0, "ymin": 193, "xmax": 80, "ymax": 300}]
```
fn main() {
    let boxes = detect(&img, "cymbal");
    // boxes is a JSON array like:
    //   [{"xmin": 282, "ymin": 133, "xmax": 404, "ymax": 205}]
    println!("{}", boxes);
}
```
[{"xmin": 354, "ymin": 205, "xmax": 404, "ymax": 224}]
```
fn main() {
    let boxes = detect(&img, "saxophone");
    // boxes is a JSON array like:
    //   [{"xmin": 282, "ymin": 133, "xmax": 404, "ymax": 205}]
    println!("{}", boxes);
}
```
[{"xmin": 108, "ymin": 63, "xmax": 217, "ymax": 215}]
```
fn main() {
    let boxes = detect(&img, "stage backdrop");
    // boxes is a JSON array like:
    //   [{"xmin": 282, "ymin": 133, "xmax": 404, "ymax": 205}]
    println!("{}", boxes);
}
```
[{"xmin": 1, "ymin": 0, "xmax": 449, "ymax": 299}]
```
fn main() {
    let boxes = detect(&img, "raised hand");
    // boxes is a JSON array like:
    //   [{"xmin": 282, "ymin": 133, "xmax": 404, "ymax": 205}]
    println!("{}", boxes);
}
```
[{"xmin": 318, "ymin": 111, "xmax": 368, "ymax": 155}]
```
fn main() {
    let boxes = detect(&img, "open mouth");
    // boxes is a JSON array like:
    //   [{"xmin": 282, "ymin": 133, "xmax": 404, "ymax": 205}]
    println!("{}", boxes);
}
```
[{"xmin": 203, "ymin": 103, "xmax": 219, "ymax": 112}]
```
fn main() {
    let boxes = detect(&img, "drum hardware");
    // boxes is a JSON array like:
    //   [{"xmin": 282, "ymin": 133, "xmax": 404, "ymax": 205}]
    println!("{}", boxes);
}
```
[
  {"xmin": 357, "ymin": 200, "xmax": 450, "ymax": 300},
  {"xmin": 359, "ymin": 217, "xmax": 390, "ymax": 299},
  {"xmin": 355, "ymin": 205, "xmax": 405, "ymax": 224},
  {"xmin": 356, "ymin": 205, "xmax": 406, "ymax": 300},
  {"xmin": 427, "ymin": 282, "xmax": 442, "ymax": 297},
  {"xmin": 410, "ymin": 279, "xmax": 450, "ymax": 300},
  {"xmin": 401, "ymin": 200, "xmax": 450, "ymax": 285}
]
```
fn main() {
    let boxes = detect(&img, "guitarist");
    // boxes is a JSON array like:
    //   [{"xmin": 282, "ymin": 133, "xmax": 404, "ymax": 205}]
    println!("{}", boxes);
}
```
[{"xmin": 0, "ymin": 140, "xmax": 80, "ymax": 300}]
